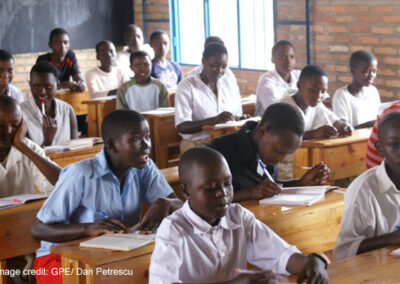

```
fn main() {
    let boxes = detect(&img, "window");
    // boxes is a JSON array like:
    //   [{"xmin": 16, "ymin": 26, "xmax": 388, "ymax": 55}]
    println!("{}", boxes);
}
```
[{"xmin": 169, "ymin": 0, "xmax": 275, "ymax": 70}]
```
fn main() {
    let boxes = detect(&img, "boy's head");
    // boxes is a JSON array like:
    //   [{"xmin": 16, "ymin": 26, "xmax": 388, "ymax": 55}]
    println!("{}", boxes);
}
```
[
  {"xmin": 150, "ymin": 30, "xmax": 170, "ymax": 59},
  {"xmin": 255, "ymin": 103, "xmax": 304, "ymax": 166},
  {"xmin": 179, "ymin": 147, "xmax": 233, "ymax": 225},
  {"xmin": 95, "ymin": 40, "xmax": 117, "ymax": 68},
  {"xmin": 349, "ymin": 50, "xmax": 377, "ymax": 87},
  {"xmin": 272, "ymin": 40, "xmax": 296, "ymax": 77},
  {"xmin": 102, "ymin": 110, "xmax": 151, "ymax": 169},
  {"xmin": 0, "ymin": 50, "xmax": 15, "ymax": 91},
  {"xmin": 204, "ymin": 36, "xmax": 224, "ymax": 48},
  {"xmin": 48, "ymin": 28, "xmax": 70, "ymax": 59},
  {"xmin": 124, "ymin": 24, "xmax": 144, "ymax": 51},
  {"xmin": 201, "ymin": 43, "xmax": 228, "ymax": 83},
  {"xmin": 29, "ymin": 62, "xmax": 59, "ymax": 106},
  {"xmin": 130, "ymin": 51, "xmax": 151, "ymax": 83},
  {"xmin": 297, "ymin": 65, "xmax": 328, "ymax": 107},
  {"xmin": 376, "ymin": 111, "xmax": 400, "ymax": 173},
  {"xmin": 0, "ymin": 96, "xmax": 21, "ymax": 150}
]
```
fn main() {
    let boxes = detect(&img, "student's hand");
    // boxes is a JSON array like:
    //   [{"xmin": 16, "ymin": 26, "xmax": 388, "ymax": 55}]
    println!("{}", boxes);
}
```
[
  {"xmin": 250, "ymin": 180, "xmax": 282, "ymax": 200},
  {"xmin": 310, "ymin": 126, "xmax": 337, "ymax": 139},
  {"xmin": 213, "ymin": 111, "xmax": 236, "ymax": 124},
  {"xmin": 334, "ymin": 119, "xmax": 353, "ymax": 137},
  {"xmin": 75, "ymin": 80, "xmax": 86, "ymax": 92},
  {"xmin": 84, "ymin": 218, "xmax": 129, "ymax": 237},
  {"xmin": 299, "ymin": 162, "xmax": 329, "ymax": 186},
  {"xmin": 42, "ymin": 115, "xmax": 58, "ymax": 146},
  {"xmin": 237, "ymin": 114, "xmax": 251, "ymax": 120},
  {"xmin": 12, "ymin": 119, "xmax": 27, "ymax": 150},
  {"xmin": 138, "ymin": 198, "xmax": 171, "ymax": 233},
  {"xmin": 296, "ymin": 255, "xmax": 329, "ymax": 284},
  {"xmin": 231, "ymin": 270, "xmax": 277, "ymax": 284}
]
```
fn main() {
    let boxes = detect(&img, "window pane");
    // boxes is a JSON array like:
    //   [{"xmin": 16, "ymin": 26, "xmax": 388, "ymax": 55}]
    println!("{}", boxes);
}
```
[
  {"xmin": 177, "ymin": 0, "xmax": 205, "ymax": 64},
  {"xmin": 239, "ymin": 0, "xmax": 274, "ymax": 70},
  {"xmin": 209, "ymin": 0, "xmax": 239, "ymax": 67}
]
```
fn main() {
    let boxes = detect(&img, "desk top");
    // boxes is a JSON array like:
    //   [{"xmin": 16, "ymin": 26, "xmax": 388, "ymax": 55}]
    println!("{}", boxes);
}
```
[
  {"xmin": 82, "ymin": 95, "xmax": 116, "ymax": 104},
  {"xmin": 301, "ymin": 128, "xmax": 372, "ymax": 148},
  {"xmin": 47, "ymin": 144, "xmax": 103, "ymax": 160}
]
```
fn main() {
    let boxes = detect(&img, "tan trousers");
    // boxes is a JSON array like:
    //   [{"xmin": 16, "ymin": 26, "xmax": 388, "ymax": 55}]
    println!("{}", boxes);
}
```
[{"xmin": 179, "ymin": 139, "xmax": 210, "ymax": 154}]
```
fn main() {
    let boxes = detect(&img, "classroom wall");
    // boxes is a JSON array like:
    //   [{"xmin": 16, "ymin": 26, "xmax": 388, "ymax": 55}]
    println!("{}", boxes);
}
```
[{"xmin": 10, "ymin": 0, "xmax": 400, "ymax": 101}]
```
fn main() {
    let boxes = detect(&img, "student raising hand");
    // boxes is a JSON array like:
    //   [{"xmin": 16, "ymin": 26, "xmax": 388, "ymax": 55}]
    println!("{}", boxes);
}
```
[
  {"xmin": 42, "ymin": 115, "xmax": 58, "ymax": 146},
  {"xmin": 298, "ymin": 162, "xmax": 329, "ymax": 186}
]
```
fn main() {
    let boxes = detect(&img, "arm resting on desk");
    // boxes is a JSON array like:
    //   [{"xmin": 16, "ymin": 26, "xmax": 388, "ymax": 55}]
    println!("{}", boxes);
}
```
[
  {"xmin": 286, "ymin": 253, "xmax": 329, "ymax": 284},
  {"xmin": 357, "ymin": 230, "xmax": 400, "ymax": 255},
  {"xmin": 177, "ymin": 112, "xmax": 236, "ymax": 134}
]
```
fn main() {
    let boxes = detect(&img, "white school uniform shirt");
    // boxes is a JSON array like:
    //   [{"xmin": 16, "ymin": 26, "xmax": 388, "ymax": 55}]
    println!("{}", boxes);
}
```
[
  {"xmin": 149, "ymin": 201, "xmax": 300, "ymax": 284},
  {"xmin": 20, "ymin": 97, "xmax": 75, "ymax": 146},
  {"xmin": 174, "ymin": 73, "xmax": 243, "ymax": 141},
  {"xmin": 332, "ymin": 85, "xmax": 381, "ymax": 127},
  {"xmin": 4, "ymin": 84, "xmax": 24, "ymax": 103},
  {"xmin": 333, "ymin": 161, "xmax": 400, "ymax": 260},
  {"xmin": 187, "ymin": 65, "xmax": 238, "ymax": 88},
  {"xmin": 116, "ymin": 45, "xmax": 155, "ymax": 79},
  {"xmin": 85, "ymin": 66, "xmax": 130, "ymax": 99},
  {"xmin": 0, "ymin": 138, "xmax": 54, "ymax": 197},
  {"xmin": 280, "ymin": 94, "xmax": 339, "ymax": 131},
  {"xmin": 255, "ymin": 69, "xmax": 301, "ymax": 116}
]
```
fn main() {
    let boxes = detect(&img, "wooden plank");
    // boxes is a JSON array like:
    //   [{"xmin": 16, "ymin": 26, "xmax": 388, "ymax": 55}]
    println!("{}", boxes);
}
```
[
  {"xmin": 47, "ymin": 144, "xmax": 103, "ymax": 168},
  {"xmin": 83, "ymin": 97, "xmax": 116, "ymax": 137},
  {"xmin": 56, "ymin": 90, "xmax": 90, "ymax": 116}
]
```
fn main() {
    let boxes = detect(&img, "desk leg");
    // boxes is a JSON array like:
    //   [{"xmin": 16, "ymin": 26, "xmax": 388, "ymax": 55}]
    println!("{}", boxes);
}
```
[
  {"xmin": 61, "ymin": 256, "xmax": 81, "ymax": 284},
  {"xmin": 292, "ymin": 148, "xmax": 309, "ymax": 178},
  {"xmin": 0, "ymin": 260, "xmax": 7, "ymax": 284}
]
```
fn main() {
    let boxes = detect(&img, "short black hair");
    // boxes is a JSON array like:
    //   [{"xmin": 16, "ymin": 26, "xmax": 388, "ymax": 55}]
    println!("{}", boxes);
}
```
[
  {"xmin": 150, "ymin": 30, "xmax": 168, "ymax": 43},
  {"xmin": 349, "ymin": 50, "xmax": 377, "ymax": 69},
  {"xmin": 0, "ymin": 95, "xmax": 19, "ymax": 111},
  {"xmin": 49, "ymin": 28, "xmax": 68, "ymax": 42},
  {"xmin": 178, "ymin": 147, "xmax": 225, "ymax": 184},
  {"xmin": 377, "ymin": 111, "xmax": 400, "ymax": 140},
  {"xmin": 130, "ymin": 50, "xmax": 150, "ymax": 64},
  {"xmin": 95, "ymin": 40, "xmax": 113, "ymax": 53},
  {"xmin": 101, "ymin": 110, "xmax": 146, "ymax": 142},
  {"xmin": 259, "ymin": 103, "xmax": 305, "ymax": 136},
  {"xmin": 202, "ymin": 43, "xmax": 228, "ymax": 60},
  {"xmin": 0, "ymin": 49, "xmax": 13, "ymax": 62},
  {"xmin": 204, "ymin": 36, "xmax": 224, "ymax": 48},
  {"xmin": 30, "ymin": 62, "xmax": 59, "ymax": 80},
  {"xmin": 272, "ymin": 40, "xmax": 294, "ymax": 57},
  {"xmin": 125, "ymin": 24, "xmax": 140, "ymax": 35},
  {"xmin": 299, "ymin": 65, "xmax": 327, "ymax": 82}
]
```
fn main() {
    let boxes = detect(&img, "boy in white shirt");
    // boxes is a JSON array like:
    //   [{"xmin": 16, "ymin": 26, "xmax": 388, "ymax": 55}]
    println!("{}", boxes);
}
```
[
  {"xmin": 0, "ymin": 95, "xmax": 60, "ymax": 197},
  {"xmin": 332, "ymin": 50, "xmax": 381, "ymax": 128},
  {"xmin": 149, "ymin": 147, "xmax": 328, "ymax": 284},
  {"xmin": 0, "ymin": 49, "xmax": 24, "ymax": 103},
  {"xmin": 334, "ymin": 111, "xmax": 400, "ymax": 259},
  {"xmin": 280, "ymin": 65, "xmax": 352, "ymax": 140},
  {"xmin": 255, "ymin": 40, "xmax": 301, "ymax": 116},
  {"xmin": 85, "ymin": 41, "xmax": 130, "ymax": 99}
]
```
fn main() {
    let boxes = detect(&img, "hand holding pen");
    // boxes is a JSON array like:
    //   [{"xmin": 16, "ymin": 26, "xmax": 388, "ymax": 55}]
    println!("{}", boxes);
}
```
[
  {"xmin": 84, "ymin": 210, "xmax": 129, "ymax": 237},
  {"xmin": 251, "ymin": 160, "xmax": 282, "ymax": 199}
]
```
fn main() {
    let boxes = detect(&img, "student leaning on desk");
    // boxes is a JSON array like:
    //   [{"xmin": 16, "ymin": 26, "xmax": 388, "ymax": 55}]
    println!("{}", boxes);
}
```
[{"xmin": 30, "ymin": 109, "xmax": 182, "ymax": 284}]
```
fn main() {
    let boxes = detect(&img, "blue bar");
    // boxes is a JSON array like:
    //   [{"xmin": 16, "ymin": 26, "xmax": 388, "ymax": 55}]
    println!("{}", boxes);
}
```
[
  {"xmin": 204, "ymin": 0, "xmax": 210, "ymax": 38},
  {"xmin": 142, "ymin": 0, "xmax": 147, "ymax": 41},
  {"xmin": 305, "ymin": 0, "xmax": 311, "ymax": 64},
  {"xmin": 236, "ymin": 0, "xmax": 242, "ymax": 68}
]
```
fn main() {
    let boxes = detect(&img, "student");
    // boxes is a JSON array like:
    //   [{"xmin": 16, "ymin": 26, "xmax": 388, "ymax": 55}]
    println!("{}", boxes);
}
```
[
  {"xmin": 366, "ymin": 101, "xmax": 400, "ymax": 169},
  {"xmin": 255, "ymin": 40, "xmax": 301, "ymax": 116},
  {"xmin": 116, "ymin": 24, "xmax": 155, "ymax": 78},
  {"xmin": 334, "ymin": 111, "xmax": 400, "ymax": 260},
  {"xmin": 149, "ymin": 147, "xmax": 329, "ymax": 284},
  {"xmin": 209, "ymin": 103, "xmax": 328, "ymax": 202},
  {"xmin": 36, "ymin": 28, "xmax": 85, "ymax": 91},
  {"xmin": 31, "ymin": 109, "xmax": 183, "ymax": 284},
  {"xmin": 116, "ymin": 51, "xmax": 169, "ymax": 112},
  {"xmin": 0, "ymin": 49, "xmax": 24, "ymax": 103},
  {"xmin": 20, "ymin": 62, "xmax": 78, "ymax": 146},
  {"xmin": 150, "ymin": 30, "xmax": 182, "ymax": 91},
  {"xmin": 85, "ymin": 40, "xmax": 130, "ymax": 99},
  {"xmin": 175, "ymin": 43, "xmax": 244, "ymax": 153},
  {"xmin": 280, "ymin": 65, "xmax": 353, "ymax": 140},
  {"xmin": 0, "ymin": 95, "xmax": 60, "ymax": 197},
  {"xmin": 187, "ymin": 36, "xmax": 238, "ymax": 87},
  {"xmin": 332, "ymin": 50, "xmax": 381, "ymax": 129}
]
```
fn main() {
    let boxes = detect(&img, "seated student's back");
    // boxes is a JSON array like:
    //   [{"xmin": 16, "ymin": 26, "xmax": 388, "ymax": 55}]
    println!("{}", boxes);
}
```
[
  {"xmin": 116, "ymin": 51, "xmax": 169, "ymax": 112},
  {"xmin": 0, "ymin": 49, "xmax": 24, "ymax": 103}
]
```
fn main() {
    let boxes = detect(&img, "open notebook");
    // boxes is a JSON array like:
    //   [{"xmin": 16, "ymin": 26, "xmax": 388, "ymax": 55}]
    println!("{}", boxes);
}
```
[
  {"xmin": 80, "ymin": 226, "xmax": 156, "ymax": 251},
  {"xmin": 0, "ymin": 193, "xmax": 48, "ymax": 210}
]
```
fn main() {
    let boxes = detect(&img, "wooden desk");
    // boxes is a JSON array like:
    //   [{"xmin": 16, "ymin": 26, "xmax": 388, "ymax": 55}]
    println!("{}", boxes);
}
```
[
  {"xmin": 293, "ymin": 128, "xmax": 372, "ymax": 181},
  {"xmin": 47, "ymin": 145, "xmax": 103, "ymax": 168},
  {"xmin": 281, "ymin": 245, "xmax": 400, "ymax": 283},
  {"xmin": 0, "ymin": 200, "xmax": 44, "ymax": 284},
  {"xmin": 56, "ymin": 90, "xmax": 90, "ymax": 116},
  {"xmin": 82, "ymin": 96, "xmax": 116, "ymax": 137},
  {"xmin": 241, "ymin": 190, "xmax": 344, "ymax": 254},
  {"xmin": 203, "ymin": 117, "xmax": 261, "ymax": 140}
]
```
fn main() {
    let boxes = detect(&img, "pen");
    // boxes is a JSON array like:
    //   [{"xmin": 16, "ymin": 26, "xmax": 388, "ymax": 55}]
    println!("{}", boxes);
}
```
[
  {"xmin": 302, "ymin": 166, "xmax": 331, "ymax": 173},
  {"xmin": 234, "ymin": 268, "xmax": 259, "ymax": 275},
  {"xmin": 396, "ymin": 226, "xmax": 400, "ymax": 230},
  {"xmin": 258, "ymin": 160, "xmax": 274, "ymax": 182},
  {"xmin": 97, "ymin": 210, "xmax": 108, "ymax": 218},
  {"xmin": 40, "ymin": 97, "xmax": 45, "ymax": 116}
]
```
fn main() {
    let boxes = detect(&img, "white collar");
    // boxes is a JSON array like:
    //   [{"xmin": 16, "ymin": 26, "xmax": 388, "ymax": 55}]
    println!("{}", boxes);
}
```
[{"xmin": 376, "ymin": 161, "xmax": 399, "ymax": 193}]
